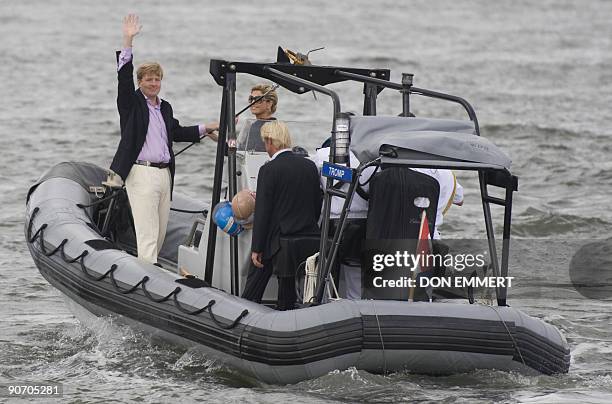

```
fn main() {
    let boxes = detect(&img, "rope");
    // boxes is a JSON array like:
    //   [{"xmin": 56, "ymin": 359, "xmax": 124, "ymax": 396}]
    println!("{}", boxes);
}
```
[
  {"xmin": 76, "ymin": 190, "xmax": 122, "ymax": 209},
  {"xmin": 303, "ymin": 252, "xmax": 319, "ymax": 303},
  {"xmin": 442, "ymin": 171, "xmax": 457, "ymax": 215},
  {"xmin": 28, "ymin": 206, "xmax": 247, "ymax": 329},
  {"xmin": 206, "ymin": 305, "xmax": 249, "ymax": 330},
  {"xmin": 27, "ymin": 207, "xmax": 41, "ymax": 242},
  {"xmin": 44, "ymin": 238, "xmax": 68, "ymax": 256},
  {"xmin": 371, "ymin": 300, "xmax": 387, "ymax": 375},
  {"xmin": 40, "ymin": 231, "xmax": 67, "ymax": 257},
  {"xmin": 169, "ymin": 207, "xmax": 208, "ymax": 215},
  {"xmin": 81, "ymin": 262, "xmax": 117, "ymax": 282},
  {"xmin": 141, "ymin": 280, "xmax": 181, "ymax": 303},
  {"xmin": 173, "ymin": 295, "xmax": 214, "ymax": 315},
  {"xmin": 482, "ymin": 303, "xmax": 526, "ymax": 367},
  {"xmin": 171, "ymin": 296, "xmax": 248, "ymax": 328},
  {"xmin": 109, "ymin": 270, "xmax": 149, "ymax": 294},
  {"xmin": 28, "ymin": 224, "xmax": 46, "ymax": 244},
  {"xmin": 61, "ymin": 248, "xmax": 88, "ymax": 264}
]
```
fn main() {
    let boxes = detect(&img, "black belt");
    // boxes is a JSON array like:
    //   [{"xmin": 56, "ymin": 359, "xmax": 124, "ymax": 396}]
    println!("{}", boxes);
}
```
[{"xmin": 134, "ymin": 160, "xmax": 170, "ymax": 169}]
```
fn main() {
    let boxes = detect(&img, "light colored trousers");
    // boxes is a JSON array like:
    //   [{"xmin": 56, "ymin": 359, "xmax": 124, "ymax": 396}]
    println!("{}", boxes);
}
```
[
  {"xmin": 339, "ymin": 264, "xmax": 361, "ymax": 299},
  {"xmin": 125, "ymin": 164, "xmax": 171, "ymax": 264}
]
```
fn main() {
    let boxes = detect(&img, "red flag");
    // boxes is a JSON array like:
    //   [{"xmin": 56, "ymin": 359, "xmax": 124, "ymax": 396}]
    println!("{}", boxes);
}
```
[
  {"xmin": 416, "ymin": 210, "xmax": 433, "ymax": 273},
  {"xmin": 409, "ymin": 210, "xmax": 434, "ymax": 302}
]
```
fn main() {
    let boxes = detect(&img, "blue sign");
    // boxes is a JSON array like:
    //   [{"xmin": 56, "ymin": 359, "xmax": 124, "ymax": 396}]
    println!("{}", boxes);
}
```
[{"xmin": 322, "ymin": 161, "xmax": 353, "ymax": 183}]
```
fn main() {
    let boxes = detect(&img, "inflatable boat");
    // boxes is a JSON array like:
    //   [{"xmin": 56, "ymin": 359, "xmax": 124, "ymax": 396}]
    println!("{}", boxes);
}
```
[{"xmin": 25, "ymin": 51, "xmax": 570, "ymax": 384}]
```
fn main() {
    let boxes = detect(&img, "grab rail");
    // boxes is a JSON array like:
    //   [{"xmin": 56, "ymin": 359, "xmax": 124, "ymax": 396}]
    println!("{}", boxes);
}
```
[{"xmin": 26, "ymin": 206, "xmax": 249, "ymax": 330}]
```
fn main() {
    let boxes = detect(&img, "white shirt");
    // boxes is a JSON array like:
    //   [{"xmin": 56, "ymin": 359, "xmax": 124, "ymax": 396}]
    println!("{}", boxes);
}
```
[
  {"xmin": 271, "ymin": 148, "xmax": 292, "ymax": 160},
  {"xmin": 411, "ymin": 168, "xmax": 464, "ymax": 239},
  {"xmin": 312, "ymin": 148, "xmax": 376, "ymax": 219}
]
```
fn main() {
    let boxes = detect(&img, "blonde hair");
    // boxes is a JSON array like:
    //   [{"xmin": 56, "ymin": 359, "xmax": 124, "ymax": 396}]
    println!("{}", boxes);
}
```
[
  {"xmin": 251, "ymin": 83, "xmax": 278, "ymax": 113},
  {"xmin": 260, "ymin": 121, "xmax": 292, "ymax": 149},
  {"xmin": 137, "ymin": 62, "xmax": 164, "ymax": 82}
]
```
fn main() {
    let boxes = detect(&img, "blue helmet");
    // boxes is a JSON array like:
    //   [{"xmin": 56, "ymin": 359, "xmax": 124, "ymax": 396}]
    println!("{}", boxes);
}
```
[{"xmin": 212, "ymin": 201, "xmax": 244, "ymax": 236}]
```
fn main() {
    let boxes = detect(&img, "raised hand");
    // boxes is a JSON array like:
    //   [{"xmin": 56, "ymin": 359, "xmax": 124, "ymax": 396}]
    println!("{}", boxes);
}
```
[{"xmin": 122, "ymin": 14, "xmax": 142, "ymax": 47}]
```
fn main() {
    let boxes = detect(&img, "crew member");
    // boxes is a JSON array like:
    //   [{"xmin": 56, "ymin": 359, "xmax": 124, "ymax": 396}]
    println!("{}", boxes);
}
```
[
  {"xmin": 312, "ymin": 147, "xmax": 376, "ymax": 299},
  {"xmin": 411, "ymin": 168, "xmax": 464, "ymax": 239}
]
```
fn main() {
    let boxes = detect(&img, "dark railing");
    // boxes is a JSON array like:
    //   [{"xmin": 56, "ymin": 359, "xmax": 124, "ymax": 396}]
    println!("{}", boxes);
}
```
[{"xmin": 207, "ymin": 58, "xmax": 515, "ymax": 306}]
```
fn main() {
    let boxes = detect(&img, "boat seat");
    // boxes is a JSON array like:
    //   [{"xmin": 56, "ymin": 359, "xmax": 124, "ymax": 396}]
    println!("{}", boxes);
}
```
[
  {"xmin": 364, "ymin": 166, "xmax": 440, "ymax": 300},
  {"xmin": 366, "ymin": 166, "xmax": 439, "ymax": 239}
]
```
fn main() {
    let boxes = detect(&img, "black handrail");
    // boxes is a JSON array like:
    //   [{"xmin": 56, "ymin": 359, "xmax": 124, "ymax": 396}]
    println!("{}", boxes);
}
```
[{"xmin": 334, "ymin": 69, "xmax": 480, "ymax": 135}]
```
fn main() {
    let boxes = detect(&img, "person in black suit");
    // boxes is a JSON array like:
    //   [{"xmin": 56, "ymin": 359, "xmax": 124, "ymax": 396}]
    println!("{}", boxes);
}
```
[
  {"xmin": 242, "ymin": 121, "xmax": 322, "ymax": 310},
  {"xmin": 109, "ymin": 14, "xmax": 218, "ymax": 264}
]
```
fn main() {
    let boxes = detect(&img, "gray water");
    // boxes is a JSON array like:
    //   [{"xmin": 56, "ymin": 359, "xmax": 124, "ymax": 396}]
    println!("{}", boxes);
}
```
[{"xmin": 1, "ymin": 0, "xmax": 611, "ymax": 402}]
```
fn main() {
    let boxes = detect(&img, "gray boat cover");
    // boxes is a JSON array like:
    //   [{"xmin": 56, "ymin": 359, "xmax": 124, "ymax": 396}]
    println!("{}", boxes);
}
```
[{"xmin": 349, "ymin": 116, "xmax": 512, "ymax": 170}]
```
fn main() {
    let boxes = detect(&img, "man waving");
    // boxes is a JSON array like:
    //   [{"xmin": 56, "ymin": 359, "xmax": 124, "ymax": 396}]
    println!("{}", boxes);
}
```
[{"xmin": 110, "ymin": 14, "xmax": 218, "ymax": 264}]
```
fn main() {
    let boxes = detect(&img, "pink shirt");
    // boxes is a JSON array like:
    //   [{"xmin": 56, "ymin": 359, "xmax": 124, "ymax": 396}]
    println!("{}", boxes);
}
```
[{"xmin": 118, "ymin": 48, "xmax": 207, "ymax": 163}]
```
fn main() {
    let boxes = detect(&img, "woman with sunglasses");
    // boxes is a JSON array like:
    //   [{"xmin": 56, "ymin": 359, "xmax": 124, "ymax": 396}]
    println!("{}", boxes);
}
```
[
  {"xmin": 210, "ymin": 84, "xmax": 278, "ymax": 150},
  {"xmin": 243, "ymin": 84, "xmax": 278, "ymax": 151},
  {"xmin": 249, "ymin": 83, "xmax": 278, "ymax": 120}
]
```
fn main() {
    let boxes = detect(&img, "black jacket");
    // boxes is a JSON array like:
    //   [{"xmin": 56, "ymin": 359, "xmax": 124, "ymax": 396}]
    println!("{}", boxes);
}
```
[
  {"xmin": 110, "ymin": 51, "xmax": 200, "ymax": 195},
  {"xmin": 251, "ymin": 151, "xmax": 322, "ymax": 260}
]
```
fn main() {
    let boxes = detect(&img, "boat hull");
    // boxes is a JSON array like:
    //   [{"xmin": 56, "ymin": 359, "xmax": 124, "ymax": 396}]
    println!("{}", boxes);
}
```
[{"xmin": 25, "ymin": 162, "xmax": 570, "ymax": 384}]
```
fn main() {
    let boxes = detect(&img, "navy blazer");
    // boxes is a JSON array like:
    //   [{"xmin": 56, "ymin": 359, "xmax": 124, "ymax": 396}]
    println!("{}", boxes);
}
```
[
  {"xmin": 110, "ymin": 51, "xmax": 200, "ymax": 195},
  {"xmin": 251, "ymin": 151, "xmax": 322, "ymax": 260}
]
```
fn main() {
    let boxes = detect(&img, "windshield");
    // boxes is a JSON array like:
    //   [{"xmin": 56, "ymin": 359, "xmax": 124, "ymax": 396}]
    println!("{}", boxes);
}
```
[{"xmin": 237, "ymin": 119, "xmax": 332, "ymax": 155}]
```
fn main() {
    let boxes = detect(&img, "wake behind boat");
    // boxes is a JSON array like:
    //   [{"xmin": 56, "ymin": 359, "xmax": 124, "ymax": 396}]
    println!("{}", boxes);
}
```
[{"xmin": 25, "ymin": 49, "xmax": 570, "ymax": 384}]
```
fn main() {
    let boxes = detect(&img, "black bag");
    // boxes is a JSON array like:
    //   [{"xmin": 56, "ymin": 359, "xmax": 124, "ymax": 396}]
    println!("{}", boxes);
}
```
[{"xmin": 273, "ymin": 233, "xmax": 320, "ymax": 278}]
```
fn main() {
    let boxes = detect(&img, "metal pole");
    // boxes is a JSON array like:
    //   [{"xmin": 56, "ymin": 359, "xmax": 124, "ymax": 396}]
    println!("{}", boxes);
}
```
[
  {"xmin": 363, "ymin": 83, "xmax": 378, "ymax": 116},
  {"xmin": 313, "ymin": 160, "xmax": 377, "ymax": 304},
  {"xmin": 499, "ymin": 180, "xmax": 514, "ymax": 306},
  {"xmin": 314, "ymin": 174, "xmax": 359, "ymax": 304},
  {"xmin": 478, "ymin": 171, "xmax": 502, "ymax": 305},
  {"xmin": 225, "ymin": 72, "xmax": 239, "ymax": 296},
  {"xmin": 334, "ymin": 69, "xmax": 480, "ymax": 135},
  {"xmin": 400, "ymin": 73, "xmax": 413, "ymax": 117},
  {"xmin": 204, "ymin": 79, "xmax": 230, "ymax": 285}
]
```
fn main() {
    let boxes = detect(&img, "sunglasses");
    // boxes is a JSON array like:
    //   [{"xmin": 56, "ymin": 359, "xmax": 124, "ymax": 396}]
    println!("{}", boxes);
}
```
[{"xmin": 248, "ymin": 95, "xmax": 269, "ymax": 103}]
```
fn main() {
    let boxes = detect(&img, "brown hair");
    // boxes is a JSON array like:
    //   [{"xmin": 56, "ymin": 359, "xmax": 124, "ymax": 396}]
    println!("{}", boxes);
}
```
[
  {"xmin": 136, "ymin": 62, "xmax": 164, "ymax": 82},
  {"xmin": 251, "ymin": 83, "xmax": 278, "ymax": 113}
]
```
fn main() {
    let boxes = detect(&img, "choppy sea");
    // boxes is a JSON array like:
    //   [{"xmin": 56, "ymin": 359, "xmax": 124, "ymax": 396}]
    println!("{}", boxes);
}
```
[{"xmin": 1, "ymin": 0, "xmax": 611, "ymax": 402}]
